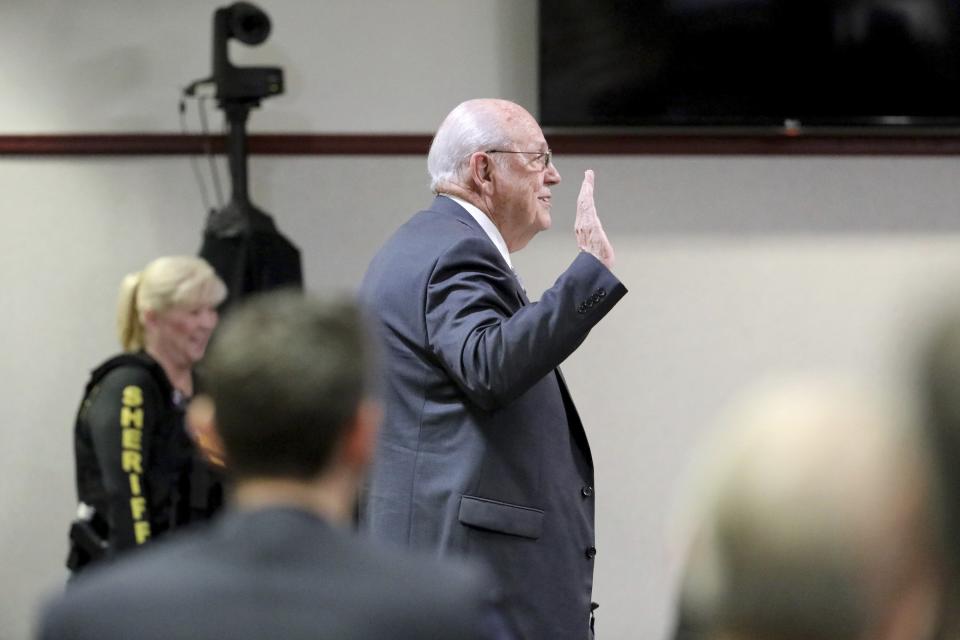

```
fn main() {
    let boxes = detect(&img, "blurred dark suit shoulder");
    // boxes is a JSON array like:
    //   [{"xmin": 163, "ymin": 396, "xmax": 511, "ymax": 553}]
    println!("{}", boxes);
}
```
[{"xmin": 37, "ymin": 506, "xmax": 491, "ymax": 640}]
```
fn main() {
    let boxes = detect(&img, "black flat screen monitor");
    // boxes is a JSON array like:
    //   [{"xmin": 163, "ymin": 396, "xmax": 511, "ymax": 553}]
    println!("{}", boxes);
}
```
[{"xmin": 539, "ymin": 0, "xmax": 960, "ymax": 129}]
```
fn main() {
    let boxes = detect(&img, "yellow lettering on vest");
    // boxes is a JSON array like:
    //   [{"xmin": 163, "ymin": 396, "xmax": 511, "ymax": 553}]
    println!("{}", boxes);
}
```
[
  {"xmin": 121, "ymin": 451, "xmax": 143, "ymax": 474},
  {"xmin": 119, "ymin": 384, "xmax": 151, "ymax": 545},
  {"xmin": 121, "ymin": 428, "xmax": 142, "ymax": 451},
  {"xmin": 130, "ymin": 496, "xmax": 147, "ymax": 520},
  {"xmin": 134, "ymin": 521, "xmax": 151, "ymax": 545},
  {"xmin": 122, "ymin": 385, "xmax": 143, "ymax": 407},
  {"xmin": 120, "ymin": 406, "xmax": 144, "ymax": 429}
]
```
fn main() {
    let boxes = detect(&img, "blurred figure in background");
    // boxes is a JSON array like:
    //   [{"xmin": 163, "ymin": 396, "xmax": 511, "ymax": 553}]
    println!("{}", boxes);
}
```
[
  {"xmin": 41, "ymin": 291, "xmax": 498, "ymax": 640},
  {"xmin": 67, "ymin": 256, "xmax": 226, "ymax": 573},
  {"xmin": 673, "ymin": 376, "xmax": 942, "ymax": 640}
]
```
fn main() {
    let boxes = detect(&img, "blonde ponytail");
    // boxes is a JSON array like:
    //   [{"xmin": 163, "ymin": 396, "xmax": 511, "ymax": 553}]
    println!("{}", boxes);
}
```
[{"xmin": 116, "ymin": 271, "xmax": 145, "ymax": 352}]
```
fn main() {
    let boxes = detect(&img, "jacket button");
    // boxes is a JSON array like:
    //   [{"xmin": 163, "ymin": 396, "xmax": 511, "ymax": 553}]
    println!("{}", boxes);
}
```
[
  {"xmin": 591, "ymin": 294, "xmax": 600, "ymax": 303},
  {"xmin": 597, "ymin": 288, "xmax": 606, "ymax": 297},
  {"xmin": 581, "ymin": 485, "xmax": 594, "ymax": 497},
  {"xmin": 585, "ymin": 546, "xmax": 597, "ymax": 559}
]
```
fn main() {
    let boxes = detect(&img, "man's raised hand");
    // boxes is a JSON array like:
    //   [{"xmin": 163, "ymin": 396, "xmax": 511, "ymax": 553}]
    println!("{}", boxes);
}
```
[{"xmin": 574, "ymin": 170, "xmax": 615, "ymax": 269}]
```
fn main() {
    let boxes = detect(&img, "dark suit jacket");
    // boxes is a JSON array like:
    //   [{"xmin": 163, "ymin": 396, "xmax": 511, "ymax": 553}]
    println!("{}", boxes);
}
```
[
  {"xmin": 199, "ymin": 208, "xmax": 303, "ymax": 312},
  {"xmin": 38, "ymin": 507, "xmax": 491, "ymax": 640},
  {"xmin": 359, "ymin": 196, "xmax": 627, "ymax": 639}
]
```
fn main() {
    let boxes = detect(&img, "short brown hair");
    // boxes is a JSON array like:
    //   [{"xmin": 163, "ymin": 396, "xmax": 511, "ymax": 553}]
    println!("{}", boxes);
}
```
[{"xmin": 200, "ymin": 290, "xmax": 376, "ymax": 480}]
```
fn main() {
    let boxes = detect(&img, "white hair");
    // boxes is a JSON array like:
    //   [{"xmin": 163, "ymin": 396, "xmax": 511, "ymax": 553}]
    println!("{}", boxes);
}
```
[{"xmin": 427, "ymin": 99, "xmax": 516, "ymax": 192}]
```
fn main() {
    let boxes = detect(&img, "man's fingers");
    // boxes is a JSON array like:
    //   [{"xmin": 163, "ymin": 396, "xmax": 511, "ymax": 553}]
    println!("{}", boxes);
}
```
[
  {"xmin": 581, "ymin": 169, "xmax": 594, "ymax": 192},
  {"xmin": 576, "ymin": 170, "xmax": 595, "ymax": 218},
  {"xmin": 572, "ymin": 169, "xmax": 615, "ymax": 268}
]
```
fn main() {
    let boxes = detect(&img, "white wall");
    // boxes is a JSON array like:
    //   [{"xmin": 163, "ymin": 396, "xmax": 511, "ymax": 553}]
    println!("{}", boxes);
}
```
[
  {"xmin": 4, "ymin": 2, "xmax": 960, "ymax": 639},
  {"xmin": 0, "ymin": 0, "xmax": 536, "ymax": 133}
]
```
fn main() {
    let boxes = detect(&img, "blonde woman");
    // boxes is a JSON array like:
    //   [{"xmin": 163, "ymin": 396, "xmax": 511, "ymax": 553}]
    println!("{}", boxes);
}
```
[{"xmin": 68, "ymin": 256, "xmax": 227, "ymax": 572}]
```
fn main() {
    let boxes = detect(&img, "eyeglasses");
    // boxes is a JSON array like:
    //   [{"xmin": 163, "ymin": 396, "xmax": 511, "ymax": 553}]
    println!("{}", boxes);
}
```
[{"xmin": 485, "ymin": 149, "xmax": 553, "ymax": 171}]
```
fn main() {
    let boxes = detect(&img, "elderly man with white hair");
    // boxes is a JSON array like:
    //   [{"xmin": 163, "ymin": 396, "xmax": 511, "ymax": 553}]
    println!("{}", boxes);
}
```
[{"xmin": 358, "ymin": 99, "xmax": 627, "ymax": 639}]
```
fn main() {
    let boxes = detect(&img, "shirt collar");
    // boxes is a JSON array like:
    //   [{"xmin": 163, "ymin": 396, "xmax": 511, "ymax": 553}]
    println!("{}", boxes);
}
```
[{"xmin": 442, "ymin": 194, "xmax": 513, "ymax": 270}]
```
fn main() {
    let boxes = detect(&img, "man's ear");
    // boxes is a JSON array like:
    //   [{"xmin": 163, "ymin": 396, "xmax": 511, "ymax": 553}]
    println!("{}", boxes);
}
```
[
  {"xmin": 186, "ymin": 394, "xmax": 227, "ymax": 468},
  {"xmin": 341, "ymin": 399, "xmax": 382, "ymax": 468},
  {"xmin": 468, "ymin": 151, "xmax": 495, "ymax": 191}
]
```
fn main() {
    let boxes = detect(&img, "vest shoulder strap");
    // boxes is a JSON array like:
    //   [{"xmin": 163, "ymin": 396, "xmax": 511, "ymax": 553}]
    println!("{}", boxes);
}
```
[{"xmin": 85, "ymin": 352, "xmax": 172, "ymax": 400}]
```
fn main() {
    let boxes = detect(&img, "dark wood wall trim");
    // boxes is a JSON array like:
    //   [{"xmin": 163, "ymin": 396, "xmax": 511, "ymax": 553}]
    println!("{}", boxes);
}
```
[
  {"xmin": 5, "ymin": 133, "xmax": 960, "ymax": 156},
  {"xmin": 0, "ymin": 134, "xmax": 431, "ymax": 156},
  {"xmin": 550, "ymin": 133, "xmax": 960, "ymax": 156}
]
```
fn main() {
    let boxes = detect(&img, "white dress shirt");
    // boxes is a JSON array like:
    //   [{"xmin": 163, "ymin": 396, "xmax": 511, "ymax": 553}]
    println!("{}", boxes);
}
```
[{"xmin": 442, "ymin": 194, "xmax": 513, "ymax": 270}]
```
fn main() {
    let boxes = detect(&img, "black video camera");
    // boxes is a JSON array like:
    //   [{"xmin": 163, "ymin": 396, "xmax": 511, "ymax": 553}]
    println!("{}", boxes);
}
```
[{"xmin": 212, "ymin": 2, "xmax": 283, "ymax": 104}]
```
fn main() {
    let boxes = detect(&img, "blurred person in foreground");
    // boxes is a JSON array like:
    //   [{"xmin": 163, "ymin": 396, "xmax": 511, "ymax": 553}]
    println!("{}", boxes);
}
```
[
  {"xmin": 40, "ymin": 291, "xmax": 497, "ymax": 640},
  {"xmin": 68, "ymin": 256, "xmax": 226, "ymax": 573},
  {"xmin": 359, "ymin": 97, "xmax": 627, "ymax": 640},
  {"xmin": 673, "ymin": 376, "xmax": 942, "ymax": 640},
  {"xmin": 919, "ymin": 306, "xmax": 960, "ymax": 639}
]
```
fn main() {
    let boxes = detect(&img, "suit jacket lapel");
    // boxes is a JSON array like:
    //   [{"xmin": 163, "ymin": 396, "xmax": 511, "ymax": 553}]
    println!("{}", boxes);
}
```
[
  {"xmin": 432, "ymin": 196, "xmax": 527, "ymax": 307},
  {"xmin": 515, "ymin": 277, "xmax": 529, "ymax": 307}
]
